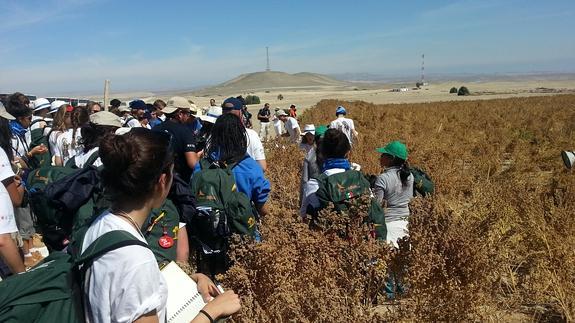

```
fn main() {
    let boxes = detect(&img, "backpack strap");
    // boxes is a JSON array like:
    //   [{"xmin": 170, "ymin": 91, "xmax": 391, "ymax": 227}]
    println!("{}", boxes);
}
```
[
  {"xmin": 84, "ymin": 151, "xmax": 100, "ymax": 168},
  {"xmin": 64, "ymin": 156, "xmax": 77, "ymax": 168},
  {"xmin": 199, "ymin": 155, "xmax": 249, "ymax": 171},
  {"xmin": 75, "ymin": 230, "xmax": 149, "ymax": 268},
  {"xmin": 123, "ymin": 116, "xmax": 134, "ymax": 127}
]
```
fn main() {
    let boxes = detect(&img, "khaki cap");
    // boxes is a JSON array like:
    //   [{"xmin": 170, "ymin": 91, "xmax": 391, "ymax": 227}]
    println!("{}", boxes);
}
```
[
  {"xmin": 0, "ymin": 102, "xmax": 15, "ymax": 120},
  {"xmin": 164, "ymin": 96, "xmax": 193, "ymax": 114},
  {"xmin": 89, "ymin": 111, "xmax": 122, "ymax": 128}
]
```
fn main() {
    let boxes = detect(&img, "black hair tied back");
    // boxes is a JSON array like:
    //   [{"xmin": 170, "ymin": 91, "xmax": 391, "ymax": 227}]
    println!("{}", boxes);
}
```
[{"xmin": 398, "ymin": 159, "xmax": 411, "ymax": 187}]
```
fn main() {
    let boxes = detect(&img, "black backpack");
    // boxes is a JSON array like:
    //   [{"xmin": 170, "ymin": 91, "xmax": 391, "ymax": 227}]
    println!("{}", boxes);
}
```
[{"xmin": 26, "ymin": 165, "xmax": 108, "ymax": 252}]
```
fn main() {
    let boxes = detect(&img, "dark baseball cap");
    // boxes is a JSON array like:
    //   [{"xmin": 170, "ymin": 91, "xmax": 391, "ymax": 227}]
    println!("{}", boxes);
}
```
[{"xmin": 222, "ymin": 97, "xmax": 243, "ymax": 111}]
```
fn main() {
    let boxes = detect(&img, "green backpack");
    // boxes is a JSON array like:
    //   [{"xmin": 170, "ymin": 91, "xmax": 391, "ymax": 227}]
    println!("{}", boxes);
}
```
[
  {"xmin": 409, "ymin": 167, "xmax": 434, "ymax": 197},
  {"xmin": 314, "ymin": 170, "xmax": 387, "ymax": 240},
  {"xmin": 189, "ymin": 158, "xmax": 256, "ymax": 271},
  {"xmin": 29, "ymin": 126, "xmax": 52, "ymax": 169},
  {"xmin": 0, "ymin": 230, "xmax": 148, "ymax": 323}
]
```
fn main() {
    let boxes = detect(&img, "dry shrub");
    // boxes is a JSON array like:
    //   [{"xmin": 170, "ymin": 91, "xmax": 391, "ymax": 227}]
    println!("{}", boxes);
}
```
[{"xmin": 220, "ymin": 95, "xmax": 575, "ymax": 321}]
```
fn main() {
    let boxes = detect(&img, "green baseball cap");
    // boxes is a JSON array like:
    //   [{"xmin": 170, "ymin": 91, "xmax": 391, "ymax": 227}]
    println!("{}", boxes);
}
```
[
  {"xmin": 314, "ymin": 125, "xmax": 328, "ymax": 138},
  {"xmin": 376, "ymin": 140, "xmax": 408, "ymax": 160}
]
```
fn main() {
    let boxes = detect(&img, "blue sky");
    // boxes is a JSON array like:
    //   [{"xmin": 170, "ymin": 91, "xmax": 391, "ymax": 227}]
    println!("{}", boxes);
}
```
[{"xmin": 0, "ymin": 0, "xmax": 574, "ymax": 95}]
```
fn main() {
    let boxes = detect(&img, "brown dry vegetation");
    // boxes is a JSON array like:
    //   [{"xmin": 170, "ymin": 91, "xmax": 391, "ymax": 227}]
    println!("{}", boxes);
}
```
[{"xmin": 220, "ymin": 95, "xmax": 575, "ymax": 322}]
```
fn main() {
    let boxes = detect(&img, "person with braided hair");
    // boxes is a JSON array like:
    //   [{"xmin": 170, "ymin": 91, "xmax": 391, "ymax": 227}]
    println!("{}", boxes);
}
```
[{"xmin": 201, "ymin": 113, "xmax": 270, "ymax": 216}]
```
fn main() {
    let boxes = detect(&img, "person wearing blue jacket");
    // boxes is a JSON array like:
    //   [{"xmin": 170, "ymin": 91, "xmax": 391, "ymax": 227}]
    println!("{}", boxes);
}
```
[{"xmin": 193, "ymin": 113, "xmax": 270, "ymax": 216}]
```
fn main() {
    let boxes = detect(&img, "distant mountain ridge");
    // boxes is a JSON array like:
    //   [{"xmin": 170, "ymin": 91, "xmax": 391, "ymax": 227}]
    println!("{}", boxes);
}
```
[{"xmin": 194, "ymin": 71, "xmax": 348, "ymax": 94}]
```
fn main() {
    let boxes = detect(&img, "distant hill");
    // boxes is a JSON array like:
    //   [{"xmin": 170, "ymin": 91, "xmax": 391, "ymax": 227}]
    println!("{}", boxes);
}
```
[{"xmin": 193, "ymin": 71, "xmax": 348, "ymax": 95}]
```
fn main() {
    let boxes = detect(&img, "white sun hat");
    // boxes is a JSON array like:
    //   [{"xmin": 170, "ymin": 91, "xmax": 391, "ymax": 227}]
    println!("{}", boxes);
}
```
[
  {"xmin": 301, "ymin": 124, "xmax": 315, "ymax": 136},
  {"xmin": 199, "ymin": 106, "xmax": 222, "ymax": 124}
]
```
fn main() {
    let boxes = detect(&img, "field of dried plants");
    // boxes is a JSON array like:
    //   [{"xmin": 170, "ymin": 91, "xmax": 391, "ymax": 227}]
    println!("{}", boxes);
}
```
[{"xmin": 220, "ymin": 95, "xmax": 575, "ymax": 322}]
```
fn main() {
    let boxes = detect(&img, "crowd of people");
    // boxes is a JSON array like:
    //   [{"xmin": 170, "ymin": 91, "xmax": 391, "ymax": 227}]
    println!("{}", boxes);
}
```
[{"xmin": 0, "ymin": 91, "xmax": 419, "ymax": 321}]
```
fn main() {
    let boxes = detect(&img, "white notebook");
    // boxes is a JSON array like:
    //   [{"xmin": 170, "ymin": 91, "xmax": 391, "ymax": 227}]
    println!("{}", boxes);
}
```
[{"xmin": 161, "ymin": 262, "xmax": 207, "ymax": 323}]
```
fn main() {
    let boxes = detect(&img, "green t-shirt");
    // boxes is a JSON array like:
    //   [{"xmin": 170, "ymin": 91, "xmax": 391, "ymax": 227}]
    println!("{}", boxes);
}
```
[{"xmin": 144, "ymin": 199, "xmax": 181, "ymax": 264}]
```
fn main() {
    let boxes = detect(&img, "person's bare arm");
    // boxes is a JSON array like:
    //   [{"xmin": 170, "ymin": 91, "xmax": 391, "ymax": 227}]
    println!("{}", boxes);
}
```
[
  {"xmin": 294, "ymin": 127, "xmax": 301, "ymax": 137},
  {"xmin": 2, "ymin": 177, "xmax": 24, "ymax": 207},
  {"xmin": 54, "ymin": 156, "xmax": 63, "ymax": 167},
  {"xmin": 256, "ymin": 203, "xmax": 269, "ymax": 217},
  {"xmin": 0, "ymin": 233, "xmax": 25, "ymax": 274},
  {"xmin": 185, "ymin": 151, "xmax": 199, "ymax": 169},
  {"xmin": 133, "ymin": 311, "xmax": 159, "ymax": 323},
  {"xmin": 192, "ymin": 290, "xmax": 241, "ymax": 323},
  {"xmin": 176, "ymin": 226, "xmax": 189, "ymax": 263},
  {"xmin": 256, "ymin": 159, "xmax": 267, "ymax": 172}
]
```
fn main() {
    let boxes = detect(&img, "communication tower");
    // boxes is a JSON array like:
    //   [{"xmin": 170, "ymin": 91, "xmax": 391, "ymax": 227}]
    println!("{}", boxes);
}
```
[{"xmin": 421, "ymin": 54, "xmax": 425, "ymax": 84}]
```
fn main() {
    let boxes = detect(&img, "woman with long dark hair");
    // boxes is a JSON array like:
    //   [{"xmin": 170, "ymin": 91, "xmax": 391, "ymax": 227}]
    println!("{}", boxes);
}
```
[
  {"xmin": 204, "ymin": 113, "xmax": 270, "ymax": 216},
  {"xmin": 83, "ymin": 128, "xmax": 240, "ymax": 323},
  {"xmin": 373, "ymin": 140, "xmax": 414, "ymax": 248}
]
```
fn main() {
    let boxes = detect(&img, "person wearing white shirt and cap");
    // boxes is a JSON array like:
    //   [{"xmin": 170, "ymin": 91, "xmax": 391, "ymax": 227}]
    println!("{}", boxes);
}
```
[
  {"xmin": 299, "ymin": 124, "xmax": 315, "ymax": 153},
  {"xmin": 278, "ymin": 110, "xmax": 301, "ymax": 143},
  {"xmin": 119, "ymin": 106, "xmax": 141, "ymax": 128},
  {"xmin": 271, "ymin": 108, "xmax": 283, "ymax": 139},
  {"xmin": 30, "ymin": 98, "xmax": 52, "ymax": 130},
  {"xmin": 329, "ymin": 106, "xmax": 358, "ymax": 147}
]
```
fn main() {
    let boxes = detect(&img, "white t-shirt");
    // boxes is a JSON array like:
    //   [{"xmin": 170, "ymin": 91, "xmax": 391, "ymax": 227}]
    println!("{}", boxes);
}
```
[
  {"xmin": 272, "ymin": 114, "xmax": 281, "ymax": 126},
  {"xmin": 246, "ymin": 128, "xmax": 265, "ymax": 161},
  {"xmin": 0, "ymin": 149, "xmax": 18, "ymax": 235},
  {"xmin": 49, "ymin": 128, "xmax": 82, "ymax": 165},
  {"xmin": 49, "ymin": 131, "xmax": 64, "ymax": 159},
  {"xmin": 300, "ymin": 168, "xmax": 346, "ymax": 217},
  {"xmin": 329, "ymin": 117, "xmax": 356, "ymax": 145},
  {"xmin": 30, "ymin": 116, "xmax": 47, "ymax": 130},
  {"xmin": 82, "ymin": 211, "xmax": 167, "ymax": 323},
  {"xmin": 124, "ymin": 116, "xmax": 141, "ymax": 128},
  {"xmin": 72, "ymin": 147, "xmax": 102, "ymax": 168},
  {"xmin": 10, "ymin": 130, "xmax": 31, "ymax": 159},
  {"xmin": 284, "ymin": 117, "xmax": 300, "ymax": 143}
]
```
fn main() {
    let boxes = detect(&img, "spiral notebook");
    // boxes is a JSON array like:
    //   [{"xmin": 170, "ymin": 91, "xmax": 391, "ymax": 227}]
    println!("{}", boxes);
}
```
[{"xmin": 161, "ymin": 262, "xmax": 207, "ymax": 323}]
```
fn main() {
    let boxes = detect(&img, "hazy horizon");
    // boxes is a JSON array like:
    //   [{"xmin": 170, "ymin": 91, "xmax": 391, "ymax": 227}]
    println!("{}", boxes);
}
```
[{"xmin": 1, "ymin": 0, "xmax": 573, "ymax": 95}]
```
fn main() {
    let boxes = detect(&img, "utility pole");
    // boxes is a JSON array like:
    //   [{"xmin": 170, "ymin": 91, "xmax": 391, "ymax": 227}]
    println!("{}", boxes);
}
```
[
  {"xmin": 103, "ymin": 79, "xmax": 110, "ymax": 111},
  {"xmin": 266, "ymin": 46, "xmax": 270, "ymax": 72}
]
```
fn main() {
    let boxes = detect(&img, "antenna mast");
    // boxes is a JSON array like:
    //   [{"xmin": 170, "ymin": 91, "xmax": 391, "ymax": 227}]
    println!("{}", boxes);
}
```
[
  {"xmin": 266, "ymin": 46, "xmax": 270, "ymax": 72},
  {"xmin": 421, "ymin": 54, "xmax": 425, "ymax": 83}
]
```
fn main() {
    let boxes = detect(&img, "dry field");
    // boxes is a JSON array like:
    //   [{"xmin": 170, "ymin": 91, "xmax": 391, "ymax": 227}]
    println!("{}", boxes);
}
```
[{"xmin": 220, "ymin": 94, "xmax": 575, "ymax": 322}]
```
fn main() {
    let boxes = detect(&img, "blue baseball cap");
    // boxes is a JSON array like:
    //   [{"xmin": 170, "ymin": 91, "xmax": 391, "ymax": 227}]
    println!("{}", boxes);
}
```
[
  {"xmin": 129, "ymin": 99, "xmax": 147, "ymax": 110},
  {"xmin": 222, "ymin": 97, "xmax": 243, "ymax": 111},
  {"xmin": 336, "ymin": 106, "xmax": 346, "ymax": 115}
]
